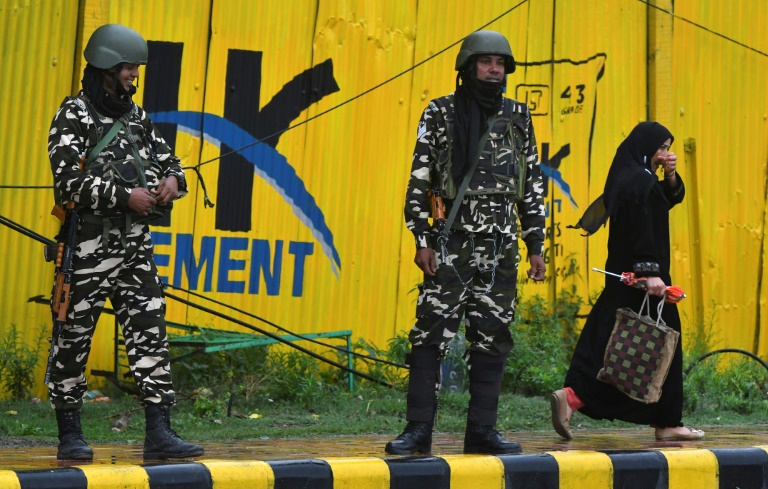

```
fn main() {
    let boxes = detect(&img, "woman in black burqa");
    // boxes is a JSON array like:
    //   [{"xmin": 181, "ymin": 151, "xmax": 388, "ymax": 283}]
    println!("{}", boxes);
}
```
[{"xmin": 550, "ymin": 121, "xmax": 704, "ymax": 441}]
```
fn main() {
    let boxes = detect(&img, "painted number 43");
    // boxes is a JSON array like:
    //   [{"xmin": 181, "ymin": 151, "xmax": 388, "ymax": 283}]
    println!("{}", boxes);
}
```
[{"xmin": 560, "ymin": 84, "xmax": 585, "ymax": 115}]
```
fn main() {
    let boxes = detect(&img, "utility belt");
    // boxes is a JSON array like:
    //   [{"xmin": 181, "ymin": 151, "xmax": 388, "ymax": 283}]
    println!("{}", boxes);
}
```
[{"xmin": 79, "ymin": 207, "xmax": 165, "ymax": 251}]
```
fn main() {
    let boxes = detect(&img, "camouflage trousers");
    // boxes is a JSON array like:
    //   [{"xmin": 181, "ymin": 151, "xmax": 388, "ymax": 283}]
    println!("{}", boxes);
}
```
[
  {"xmin": 48, "ymin": 218, "xmax": 175, "ymax": 410},
  {"xmin": 409, "ymin": 230, "xmax": 519, "ymax": 357}
]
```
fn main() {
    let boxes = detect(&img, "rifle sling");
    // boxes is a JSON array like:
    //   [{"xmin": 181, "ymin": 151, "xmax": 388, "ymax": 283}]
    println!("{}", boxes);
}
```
[
  {"xmin": 441, "ymin": 112, "xmax": 498, "ymax": 234},
  {"xmin": 85, "ymin": 119, "xmax": 124, "ymax": 167}
]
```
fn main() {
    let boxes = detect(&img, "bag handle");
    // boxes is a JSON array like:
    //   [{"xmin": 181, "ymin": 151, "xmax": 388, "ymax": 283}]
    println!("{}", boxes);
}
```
[
  {"xmin": 640, "ymin": 292, "xmax": 666, "ymax": 327},
  {"xmin": 656, "ymin": 296, "xmax": 665, "ymax": 323}
]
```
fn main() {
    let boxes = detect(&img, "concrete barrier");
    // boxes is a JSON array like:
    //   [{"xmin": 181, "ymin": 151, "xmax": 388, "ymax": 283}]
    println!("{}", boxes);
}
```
[{"xmin": 1, "ymin": 447, "xmax": 767, "ymax": 488}]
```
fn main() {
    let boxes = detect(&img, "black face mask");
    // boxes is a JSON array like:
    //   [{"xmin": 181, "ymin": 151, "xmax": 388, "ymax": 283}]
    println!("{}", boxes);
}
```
[{"xmin": 82, "ymin": 64, "xmax": 134, "ymax": 118}]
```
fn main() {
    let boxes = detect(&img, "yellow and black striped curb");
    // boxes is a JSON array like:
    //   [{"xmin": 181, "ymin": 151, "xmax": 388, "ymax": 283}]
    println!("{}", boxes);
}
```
[{"xmin": 1, "ymin": 447, "xmax": 767, "ymax": 488}]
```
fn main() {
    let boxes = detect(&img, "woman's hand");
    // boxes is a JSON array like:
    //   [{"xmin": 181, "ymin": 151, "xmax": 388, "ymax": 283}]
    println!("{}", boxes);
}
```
[
  {"xmin": 662, "ymin": 152, "xmax": 677, "ymax": 179},
  {"xmin": 646, "ymin": 276, "xmax": 667, "ymax": 297}
]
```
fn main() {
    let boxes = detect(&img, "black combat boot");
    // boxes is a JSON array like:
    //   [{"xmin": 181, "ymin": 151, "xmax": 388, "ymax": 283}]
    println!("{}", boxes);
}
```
[
  {"xmin": 385, "ymin": 346, "xmax": 440, "ymax": 455},
  {"xmin": 385, "ymin": 421, "xmax": 433, "ymax": 455},
  {"xmin": 464, "ymin": 425, "xmax": 521, "ymax": 454},
  {"xmin": 463, "ymin": 351, "xmax": 521, "ymax": 454},
  {"xmin": 143, "ymin": 404, "xmax": 204, "ymax": 459},
  {"xmin": 56, "ymin": 409, "xmax": 94, "ymax": 460}
]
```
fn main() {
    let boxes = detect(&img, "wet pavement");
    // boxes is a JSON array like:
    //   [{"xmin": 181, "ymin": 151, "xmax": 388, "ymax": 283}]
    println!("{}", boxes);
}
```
[{"xmin": 2, "ymin": 425, "xmax": 767, "ymax": 470}]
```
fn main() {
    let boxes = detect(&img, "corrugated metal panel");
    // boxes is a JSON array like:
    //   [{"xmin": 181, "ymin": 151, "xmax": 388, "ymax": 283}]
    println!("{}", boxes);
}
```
[
  {"xmin": 1, "ymin": 0, "xmax": 767, "ymax": 398},
  {"xmin": 667, "ymin": 1, "xmax": 768, "ymax": 354},
  {"xmin": 188, "ymin": 0, "xmax": 331, "ymax": 334},
  {"xmin": 0, "ymin": 0, "xmax": 80, "ymax": 385},
  {"xmin": 547, "ymin": 0, "xmax": 648, "ymax": 312},
  {"xmin": 307, "ymin": 1, "xmax": 417, "ymax": 344}
]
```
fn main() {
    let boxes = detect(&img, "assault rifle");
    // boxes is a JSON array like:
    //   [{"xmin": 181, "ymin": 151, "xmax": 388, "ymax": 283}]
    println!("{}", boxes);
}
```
[
  {"xmin": 428, "ymin": 184, "xmax": 446, "ymax": 233},
  {"xmin": 43, "ymin": 202, "xmax": 80, "ymax": 385}
]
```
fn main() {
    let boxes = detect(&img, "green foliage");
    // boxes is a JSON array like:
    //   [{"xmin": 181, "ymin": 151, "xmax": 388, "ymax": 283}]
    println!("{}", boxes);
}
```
[
  {"xmin": 0, "ymin": 324, "xmax": 47, "ymax": 400},
  {"xmin": 192, "ymin": 387, "xmax": 230, "ymax": 419},
  {"xmin": 171, "ymin": 344, "xmax": 269, "ymax": 395},
  {"xmin": 685, "ymin": 352, "xmax": 768, "ymax": 415},
  {"xmin": 683, "ymin": 306, "xmax": 768, "ymax": 416},
  {"xmin": 335, "ymin": 334, "xmax": 410, "ymax": 390},
  {"xmin": 505, "ymin": 287, "xmax": 584, "ymax": 396},
  {"xmin": 263, "ymin": 348, "xmax": 339, "ymax": 406}
]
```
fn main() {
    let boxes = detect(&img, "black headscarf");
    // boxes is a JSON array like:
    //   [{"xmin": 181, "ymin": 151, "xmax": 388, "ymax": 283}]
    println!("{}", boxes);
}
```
[
  {"xmin": 569, "ymin": 121, "xmax": 674, "ymax": 235},
  {"xmin": 452, "ymin": 60, "xmax": 504, "ymax": 183},
  {"xmin": 82, "ymin": 63, "xmax": 136, "ymax": 119}
]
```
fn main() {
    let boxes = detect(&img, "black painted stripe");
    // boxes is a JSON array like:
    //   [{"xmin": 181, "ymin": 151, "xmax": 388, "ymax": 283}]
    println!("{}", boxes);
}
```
[
  {"xmin": 144, "ymin": 40, "xmax": 184, "ymax": 228},
  {"xmin": 216, "ymin": 51, "xmax": 340, "ymax": 232},
  {"xmin": 712, "ymin": 447, "xmax": 768, "ymax": 489},
  {"xmin": 269, "ymin": 459, "xmax": 333, "ymax": 489},
  {"xmin": 144, "ymin": 462, "xmax": 211, "ymax": 489},
  {"xmin": 257, "ymin": 58, "xmax": 340, "ymax": 148},
  {"xmin": 608, "ymin": 451, "xmax": 668, "ymax": 489},
  {"xmin": 217, "ymin": 48, "xmax": 261, "ymax": 232},
  {"xmin": 500, "ymin": 453, "xmax": 559, "ymax": 489},
  {"xmin": 16, "ymin": 467, "xmax": 86, "ymax": 489},
  {"xmin": 385, "ymin": 456, "xmax": 450, "ymax": 489}
]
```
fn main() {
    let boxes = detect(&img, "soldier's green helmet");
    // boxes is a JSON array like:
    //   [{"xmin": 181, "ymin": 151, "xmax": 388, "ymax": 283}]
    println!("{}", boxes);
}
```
[
  {"xmin": 455, "ymin": 30, "xmax": 515, "ymax": 74},
  {"xmin": 84, "ymin": 24, "xmax": 148, "ymax": 69}
]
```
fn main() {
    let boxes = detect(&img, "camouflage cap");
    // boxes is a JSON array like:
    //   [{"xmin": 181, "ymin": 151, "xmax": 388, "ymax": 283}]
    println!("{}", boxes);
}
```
[
  {"xmin": 455, "ymin": 30, "xmax": 515, "ymax": 73},
  {"xmin": 84, "ymin": 24, "xmax": 148, "ymax": 69}
]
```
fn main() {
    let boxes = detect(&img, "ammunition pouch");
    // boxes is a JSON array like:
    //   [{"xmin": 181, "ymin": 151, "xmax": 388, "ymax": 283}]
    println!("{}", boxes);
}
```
[
  {"xmin": 86, "ymin": 157, "xmax": 154, "ymax": 189},
  {"xmin": 437, "ymin": 147, "xmax": 457, "ymax": 200},
  {"xmin": 44, "ymin": 244, "xmax": 61, "ymax": 263},
  {"xmin": 86, "ymin": 154, "xmax": 168, "ymax": 223}
]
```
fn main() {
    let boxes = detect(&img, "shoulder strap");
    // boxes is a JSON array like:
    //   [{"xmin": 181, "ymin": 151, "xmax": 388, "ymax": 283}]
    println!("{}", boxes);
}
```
[
  {"xmin": 442, "ymin": 111, "xmax": 498, "ymax": 233},
  {"xmin": 513, "ymin": 101, "xmax": 529, "ymax": 202},
  {"xmin": 52, "ymin": 98, "xmax": 124, "ymax": 213},
  {"xmin": 432, "ymin": 95, "xmax": 451, "ymax": 115},
  {"xmin": 70, "ymin": 95, "xmax": 124, "ymax": 168},
  {"xmin": 85, "ymin": 120, "xmax": 124, "ymax": 167},
  {"xmin": 84, "ymin": 104, "xmax": 148, "ymax": 189}
]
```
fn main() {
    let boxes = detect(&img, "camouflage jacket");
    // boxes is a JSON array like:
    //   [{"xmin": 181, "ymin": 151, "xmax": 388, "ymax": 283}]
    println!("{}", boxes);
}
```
[
  {"xmin": 48, "ymin": 92, "xmax": 186, "ymax": 218},
  {"xmin": 404, "ymin": 94, "xmax": 545, "ymax": 254}
]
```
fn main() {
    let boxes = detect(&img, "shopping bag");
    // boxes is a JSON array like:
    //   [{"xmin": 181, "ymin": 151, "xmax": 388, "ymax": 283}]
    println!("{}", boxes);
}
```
[{"xmin": 596, "ymin": 294, "xmax": 680, "ymax": 403}]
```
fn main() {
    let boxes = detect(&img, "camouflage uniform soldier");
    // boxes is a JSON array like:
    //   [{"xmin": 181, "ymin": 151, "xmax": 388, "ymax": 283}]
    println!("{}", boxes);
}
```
[
  {"xmin": 47, "ymin": 24, "xmax": 203, "ymax": 460},
  {"xmin": 386, "ymin": 30, "xmax": 546, "ymax": 455}
]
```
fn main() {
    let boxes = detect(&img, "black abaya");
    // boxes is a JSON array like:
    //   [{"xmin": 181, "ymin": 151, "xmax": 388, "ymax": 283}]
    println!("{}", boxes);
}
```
[{"xmin": 565, "ymin": 122, "xmax": 686, "ymax": 427}]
